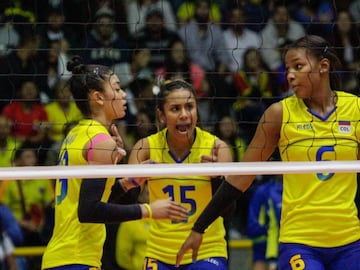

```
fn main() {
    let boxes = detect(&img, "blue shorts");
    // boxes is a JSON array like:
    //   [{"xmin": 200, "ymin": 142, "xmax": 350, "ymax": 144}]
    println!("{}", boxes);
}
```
[
  {"xmin": 143, "ymin": 257, "xmax": 227, "ymax": 270},
  {"xmin": 44, "ymin": 265, "xmax": 99, "ymax": 270},
  {"xmin": 278, "ymin": 239, "xmax": 360, "ymax": 270}
]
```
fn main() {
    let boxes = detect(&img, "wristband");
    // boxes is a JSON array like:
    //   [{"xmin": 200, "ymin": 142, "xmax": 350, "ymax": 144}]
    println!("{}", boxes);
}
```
[
  {"xmin": 129, "ymin": 177, "xmax": 140, "ymax": 187},
  {"xmin": 143, "ymin": 203, "xmax": 152, "ymax": 219}
]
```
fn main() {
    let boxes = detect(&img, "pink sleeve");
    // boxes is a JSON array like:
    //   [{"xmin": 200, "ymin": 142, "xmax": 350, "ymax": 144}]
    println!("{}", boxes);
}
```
[{"xmin": 87, "ymin": 133, "xmax": 112, "ymax": 162}]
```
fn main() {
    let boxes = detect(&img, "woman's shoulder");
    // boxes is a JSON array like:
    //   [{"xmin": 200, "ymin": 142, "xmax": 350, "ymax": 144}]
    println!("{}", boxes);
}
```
[
  {"xmin": 267, "ymin": 100, "xmax": 283, "ymax": 113},
  {"xmin": 336, "ymin": 90, "xmax": 358, "ymax": 98},
  {"xmin": 336, "ymin": 90, "xmax": 360, "ymax": 107},
  {"xmin": 70, "ymin": 120, "xmax": 110, "ymax": 140},
  {"xmin": 133, "ymin": 136, "xmax": 151, "ymax": 149}
]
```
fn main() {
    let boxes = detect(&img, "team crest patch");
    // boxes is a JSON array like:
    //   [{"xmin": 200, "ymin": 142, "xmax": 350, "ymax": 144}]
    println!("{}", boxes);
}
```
[{"xmin": 338, "ymin": 120, "xmax": 351, "ymax": 134}]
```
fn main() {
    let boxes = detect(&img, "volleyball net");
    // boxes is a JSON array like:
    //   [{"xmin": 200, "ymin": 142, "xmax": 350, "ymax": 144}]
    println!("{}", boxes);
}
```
[
  {"xmin": 1, "ymin": 3, "xmax": 360, "ymax": 270},
  {"xmin": 0, "ymin": 1, "xmax": 359, "ymax": 167}
]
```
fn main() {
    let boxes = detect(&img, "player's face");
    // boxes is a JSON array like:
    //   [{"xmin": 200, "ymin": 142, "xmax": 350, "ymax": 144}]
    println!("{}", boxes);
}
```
[
  {"xmin": 161, "ymin": 88, "xmax": 197, "ymax": 137},
  {"xmin": 285, "ymin": 48, "xmax": 321, "ymax": 99},
  {"xmin": 103, "ymin": 74, "xmax": 127, "ymax": 120}
]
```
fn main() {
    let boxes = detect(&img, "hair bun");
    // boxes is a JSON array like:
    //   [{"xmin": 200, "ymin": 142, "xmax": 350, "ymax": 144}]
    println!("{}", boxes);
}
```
[{"xmin": 67, "ymin": 55, "xmax": 84, "ymax": 74}]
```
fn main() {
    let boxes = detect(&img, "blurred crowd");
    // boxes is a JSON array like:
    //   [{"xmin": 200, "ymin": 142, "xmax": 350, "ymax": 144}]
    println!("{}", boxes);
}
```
[{"xmin": 0, "ymin": 0, "xmax": 359, "ymax": 270}]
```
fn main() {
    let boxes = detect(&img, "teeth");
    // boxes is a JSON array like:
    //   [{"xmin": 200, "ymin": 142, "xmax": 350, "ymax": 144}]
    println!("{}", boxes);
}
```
[{"xmin": 177, "ymin": 125, "xmax": 188, "ymax": 132}]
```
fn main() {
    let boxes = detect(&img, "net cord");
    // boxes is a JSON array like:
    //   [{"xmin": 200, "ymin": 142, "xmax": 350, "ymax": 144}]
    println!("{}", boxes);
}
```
[{"xmin": 1, "ymin": 161, "xmax": 360, "ymax": 180}]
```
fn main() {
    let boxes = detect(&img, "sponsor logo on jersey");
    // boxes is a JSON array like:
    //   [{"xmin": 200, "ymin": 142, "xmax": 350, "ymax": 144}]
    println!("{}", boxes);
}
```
[{"xmin": 296, "ymin": 123, "xmax": 313, "ymax": 130}]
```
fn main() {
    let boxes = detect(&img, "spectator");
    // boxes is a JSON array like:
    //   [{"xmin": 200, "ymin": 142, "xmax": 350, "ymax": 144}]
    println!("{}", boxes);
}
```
[
  {"xmin": 1, "ymin": 141, "xmax": 54, "ymax": 269},
  {"xmin": 0, "ymin": 3, "xmax": 36, "ymax": 37},
  {"xmin": 214, "ymin": 115, "xmax": 246, "ymax": 164},
  {"xmin": 132, "ymin": 8, "xmax": 180, "ymax": 71},
  {"xmin": 223, "ymin": 5, "xmax": 261, "ymax": 73},
  {"xmin": 0, "ymin": 33, "xmax": 40, "ymax": 111},
  {"xmin": 1, "ymin": 142, "xmax": 55, "ymax": 245},
  {"xmin": 113, "ymin": 76, "xmax": 156, "ymax": 136},
  {"xmin": 37, "ymin": 7, "xmax": 77, "ymax": 53},
  {"xmin": 242, "ymin": 0, "xmax": 271, "ymax": 33},
  {"xmin": 288, "ymin": 1, "xmax": 335, "ymax": 41},
  {"xmin": 0, "ymin": 115, "xmax": 17, "ymax": 168},
  {"xmin": 112, "ymin": 46, "xmax": 152, "ymax": 89},
  {"xmin": 44, "ymin": 79, "xmax": 82, "ymax": 147},
  {"xmin": 178, "ymin": 0, "xmax": 228, "ymax": 73},
  {"xmin": 154, "ymin": 41, "xmax": 218, "ymax": 129},
  {"xmin": 81, "ymin": 7, "xmax": 129, "ymax": 66},
  {"xmin": 126, "ymin": 77, "xmax": 157, "ymax": 124},
  {"xmin": 178, "ymin": 0, "xmax": 230, "ymax": 119},
  {"xmin": 126, "ymin": 0, "xmax": 177, "ymax": 38},
  {"xmin": 232, "ymin": 48, "xmax": 277, "ymax": 144},
  {"xmin": 155, "ymin": 38, "xmax": 205, "ymax": 97},
  {"xmin": 2, "ymin": 80, "xmax": 48, "ymax": 147},
  {"xmin": 37, "ymin": 39, "xmax": 72, "ymax": 103},
  {"xmin": 329, "ymin": 10, "xmax": 360, "ymax": 94},
  {"xmin": 260, "ymin": 3, "xmax": 305, "ymax": 93},
  {"xmin": 195, "ymin": 75, "xmax": 219, "ymax": 131},
  {"xmin": 112, "ymin": 47, "xmax": 154, "ymax": 140},
  {"xmin": 176, "ymin": 0, "xmax": 222, "ymax": 25}
]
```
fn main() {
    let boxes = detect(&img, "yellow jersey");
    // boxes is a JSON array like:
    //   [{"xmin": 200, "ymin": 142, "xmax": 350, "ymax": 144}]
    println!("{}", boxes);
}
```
[
  {"xmin": 146, "ymin": 127, "xmax": 227, "ymax": 264},
  {"xmin": 279, "ymin": 91, "xmax": 360, "ymax": 247},
  {"xmin": 41, "ymin": 119, "xmax": 115, "ymax": 269}
]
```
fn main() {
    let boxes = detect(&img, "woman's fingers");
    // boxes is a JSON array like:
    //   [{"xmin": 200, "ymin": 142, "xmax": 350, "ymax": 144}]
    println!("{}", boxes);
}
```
[{"xmin": 110, "ymin": 124, "xmax": 125, "ymax": 149}]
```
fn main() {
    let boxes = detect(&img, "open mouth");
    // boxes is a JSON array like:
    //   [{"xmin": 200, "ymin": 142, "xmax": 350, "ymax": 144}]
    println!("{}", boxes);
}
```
[{"xmin": 176, "ymin": 124, "xmax": 191, "ymax": 133}]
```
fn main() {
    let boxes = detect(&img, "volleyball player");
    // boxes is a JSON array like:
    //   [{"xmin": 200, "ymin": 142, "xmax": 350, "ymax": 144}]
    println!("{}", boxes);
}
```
[
  {"xmin": 128, "ymin": 79, "xmax": 233, "ymax": 269},
  {"xmin": 177, "ymin": 35, "xmax": 360, "ymax": 270},
  {"xmin": 41, "ymin": 56, "xmax": 188, "ymax": 270}
]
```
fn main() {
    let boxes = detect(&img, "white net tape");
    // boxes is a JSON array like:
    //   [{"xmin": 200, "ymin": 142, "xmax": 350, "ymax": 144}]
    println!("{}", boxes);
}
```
[{"xmin": 2, "ymin": 161, "xmax": 360, "ymax": 180}]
